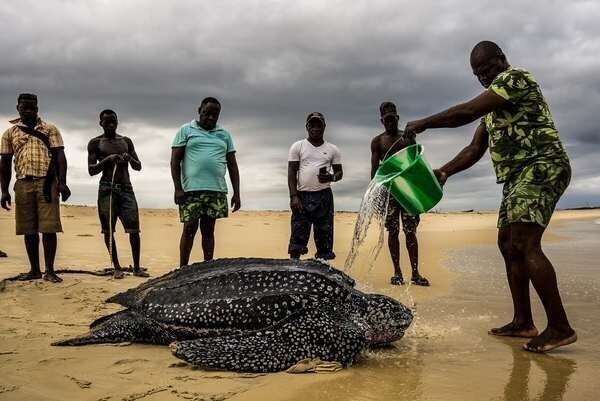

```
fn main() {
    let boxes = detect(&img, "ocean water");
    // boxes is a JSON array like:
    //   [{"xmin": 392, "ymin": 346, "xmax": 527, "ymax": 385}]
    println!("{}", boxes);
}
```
[{"xmin": 290, "ymin": 218, "xmax": 600, "ymax": 401}]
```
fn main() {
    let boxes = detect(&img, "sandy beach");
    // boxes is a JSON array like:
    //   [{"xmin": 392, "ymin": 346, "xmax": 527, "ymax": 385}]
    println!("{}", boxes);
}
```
[{"xmin": 1, "ymin": 206, "xmax": 599, "ymax": 401}]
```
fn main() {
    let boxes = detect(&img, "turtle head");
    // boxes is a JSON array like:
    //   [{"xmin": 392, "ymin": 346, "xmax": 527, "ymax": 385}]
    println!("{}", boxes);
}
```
[{"xmin": 353, "ymin": 293, "xmax": 413, "ymax": 345}]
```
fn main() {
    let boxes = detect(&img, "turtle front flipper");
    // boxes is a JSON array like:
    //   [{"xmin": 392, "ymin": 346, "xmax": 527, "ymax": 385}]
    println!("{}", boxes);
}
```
[
  {"xmin": 52, "ymin": 310, "xmax": 175, "ymax": 346},
  {"xmin": 170, "ymin": 308, "xmax": 366, "ymax": 373}
]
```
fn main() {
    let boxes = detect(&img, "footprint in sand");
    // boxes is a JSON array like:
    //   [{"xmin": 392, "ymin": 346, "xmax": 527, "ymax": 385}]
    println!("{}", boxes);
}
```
[
  {"xmin": 122, "ymin": 386, "xmax": 171, "ymax": 401},
  {"xmin": 113, "ymin": 358, "xmax": 149, "ymax": 365},
  {"xmin": 66, "ymin": 375, "xmax": 92, "ymax": 389},
  {"xmin": 0, "ymin": 384, "xmax": 18, "ymax": 394}
]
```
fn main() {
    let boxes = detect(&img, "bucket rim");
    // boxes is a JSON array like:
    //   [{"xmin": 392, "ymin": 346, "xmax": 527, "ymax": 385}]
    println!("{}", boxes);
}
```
[{"xmin": 377, "ymin": 143, "xmax": 424, "ymax": 180}]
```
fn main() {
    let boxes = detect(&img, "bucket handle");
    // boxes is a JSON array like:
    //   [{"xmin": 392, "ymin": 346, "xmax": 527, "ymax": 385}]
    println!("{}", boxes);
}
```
[{"xmin": 381, "ymin": 131, "xmax": 415, "ymax": 162}]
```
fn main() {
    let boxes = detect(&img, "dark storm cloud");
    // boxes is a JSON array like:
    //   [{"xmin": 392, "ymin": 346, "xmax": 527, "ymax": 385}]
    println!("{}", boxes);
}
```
[{"xmin": 1, "ymin": 0, "xmax": 598, "ymax": 210}]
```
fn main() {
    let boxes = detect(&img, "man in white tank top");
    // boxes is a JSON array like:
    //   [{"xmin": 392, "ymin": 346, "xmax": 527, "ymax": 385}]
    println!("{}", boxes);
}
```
[{"xmin": 287, "ymin": 112, "xmax": 342, "ymax": 260}]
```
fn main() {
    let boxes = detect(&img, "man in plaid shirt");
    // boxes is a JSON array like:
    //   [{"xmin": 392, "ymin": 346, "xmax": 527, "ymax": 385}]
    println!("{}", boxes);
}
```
[{"xmin": 0, "ymin": 93, "xmax": 71, "ymax": 282}]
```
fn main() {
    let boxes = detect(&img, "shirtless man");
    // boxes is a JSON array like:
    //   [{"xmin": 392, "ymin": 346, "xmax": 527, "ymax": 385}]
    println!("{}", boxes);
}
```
[
  {"xmin": 87, "ymin": 109, "xmax": 148, "ymax": 279},
  {"xmin": 371, "ymin": 102, "xmax": 429, "ymax": 286}
]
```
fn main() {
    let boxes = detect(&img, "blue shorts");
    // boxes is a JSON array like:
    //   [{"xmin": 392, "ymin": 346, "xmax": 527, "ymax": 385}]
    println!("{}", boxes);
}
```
[{"xmin": 97, "ymin": 181, "xmax": 140, "ymax": 233}]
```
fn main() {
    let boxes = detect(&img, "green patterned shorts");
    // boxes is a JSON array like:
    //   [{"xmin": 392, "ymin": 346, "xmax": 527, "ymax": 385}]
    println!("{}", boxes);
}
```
[
  {"xmin": 179, "ymin": 191, "xmax": 228, "ymax": 223},
  {"xmin": 498, "ymin": 160, "xmax": 570, "ymax": 229}
]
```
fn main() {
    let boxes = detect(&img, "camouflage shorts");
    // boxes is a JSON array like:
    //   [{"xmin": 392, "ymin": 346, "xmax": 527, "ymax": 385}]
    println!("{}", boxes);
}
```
[
  {"xmin": 179, "ymin": 191, "xmax": 228, "ymax": 223},
  {"xmin": 385, "ymin": 197, "xmax": 420, "ymax": 234},
  {"xmin": 498, "ymin": 160, "xmax": 571, "ymax": 229}
]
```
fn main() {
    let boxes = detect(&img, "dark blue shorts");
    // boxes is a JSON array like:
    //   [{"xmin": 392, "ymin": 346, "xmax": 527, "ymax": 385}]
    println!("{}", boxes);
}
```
[
  {"xmin": 288, "ymin": 188, "xmax": 335, "ymax": 260},
  {"xmin": 97, "ymin": 181, "xmax": 140, "ymax": 234}
]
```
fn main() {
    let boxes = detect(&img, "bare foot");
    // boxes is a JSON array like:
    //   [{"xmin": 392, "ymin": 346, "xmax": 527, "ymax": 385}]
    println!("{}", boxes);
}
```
[
  {"xmin": 43, "ymin": 272, "xmax": 63, "ymax": 283},
  {"xmin": 390, "ymin": 276, "xmax": 404, "ymax": 285},
  {"xmin": 113, "ymin": 269, "xmax": 125, "ymax": 279},
  {"xmin": 488, "ymin": 322, "xmax": 539, "ymax": 338},
  {"xmin": 523, "ymin": 327, "xmax": 577, "ymax": 353},
  {"xmin": 15, "ymin": 271, "xmax": 43, "ymax": 281}
]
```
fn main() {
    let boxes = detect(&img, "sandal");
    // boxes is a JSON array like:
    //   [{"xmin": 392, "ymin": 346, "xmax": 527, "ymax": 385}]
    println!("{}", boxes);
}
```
[{"xmin": 411, "ymin": 276, "xmax": 430, "ymax": 286}]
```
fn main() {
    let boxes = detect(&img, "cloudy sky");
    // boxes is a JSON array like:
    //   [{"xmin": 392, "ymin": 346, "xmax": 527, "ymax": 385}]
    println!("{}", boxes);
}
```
[{"xmin": 1, "ymin": 0, "xmax": 598, "ymax": 211}]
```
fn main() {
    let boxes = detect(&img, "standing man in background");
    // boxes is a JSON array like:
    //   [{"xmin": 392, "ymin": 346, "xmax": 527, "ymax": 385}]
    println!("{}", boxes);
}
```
[
  {"xmin": 371, "ymin": 102, "xmax": 429, "ymax": 286},
  {"xmin": 0, "ymin": 93, "xmax": 71, "ymax": 283},
  {"xmin": 171, "ymin": 97, "xmax": 240, "ymax": 266},
  {"xmin": 288, "ymin": 112, "xmax": 342, "ymax": 260},
  {"xmin": 87, "ymin": 109, "xmax": 148, "ymax": 279}
]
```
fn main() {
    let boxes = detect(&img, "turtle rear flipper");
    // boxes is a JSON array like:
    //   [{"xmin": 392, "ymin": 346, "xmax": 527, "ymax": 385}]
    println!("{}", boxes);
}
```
[
  {"xmin": 52, "ymin": 310, "xmax": 174, "ymax": 346},
  {"xmin": 170, "ymin": 308, "xmax": 366, "ymax": 373}
]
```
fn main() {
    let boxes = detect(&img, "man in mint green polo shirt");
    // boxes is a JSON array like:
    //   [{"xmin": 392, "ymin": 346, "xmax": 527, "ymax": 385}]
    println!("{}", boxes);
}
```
[{"xmin": 170, "ymin": 97, "xmax": 241, "ymax": 266}]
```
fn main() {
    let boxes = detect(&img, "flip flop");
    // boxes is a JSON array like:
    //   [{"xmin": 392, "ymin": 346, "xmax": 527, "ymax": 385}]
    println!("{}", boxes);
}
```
[
  {"xmin": 113, "ymin": 270, "xmax": 125, "ymax": 279},
  {"xmin": 523, "ymin": 333, "xmax": 577, "ymax": 353},
  {"xmin": 411, "ymin": 276, "xmax": 430, "ymax": 286},
  {"xmin": 132, "ymin": 269, "xmax": 150, "ymax": 278},
  {"xmin": 13, "ymin": 272, "xmax": 42, "ymax": 281},
  {"xmin": 42, "ymin": 272, "xmax": 63, "ymax": 283},
  {"xmin": 390, "ymin": 276, "xmax": 404, "ymax": 285}
]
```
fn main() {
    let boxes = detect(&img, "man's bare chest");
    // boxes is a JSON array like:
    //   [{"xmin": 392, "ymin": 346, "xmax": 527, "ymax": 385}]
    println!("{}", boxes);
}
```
[
  {"xmin": 379, "ymin": 136, "xmax": 409, "ymax": 159},
  {"xmin": 97, "ymin": 138, "xmax": 128, "ymax": 157}
]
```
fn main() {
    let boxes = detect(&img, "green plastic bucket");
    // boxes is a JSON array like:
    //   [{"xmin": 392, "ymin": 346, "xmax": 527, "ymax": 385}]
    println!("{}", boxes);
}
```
[{"xmin": 374, "ymin": 144, "xmax": 443, "ymax": 215}]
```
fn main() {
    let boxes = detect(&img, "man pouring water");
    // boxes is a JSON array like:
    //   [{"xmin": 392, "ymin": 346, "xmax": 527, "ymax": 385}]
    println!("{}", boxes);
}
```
[{"xmin": 404, "ymin": 41, "xmax": 575, "ymax": 353}]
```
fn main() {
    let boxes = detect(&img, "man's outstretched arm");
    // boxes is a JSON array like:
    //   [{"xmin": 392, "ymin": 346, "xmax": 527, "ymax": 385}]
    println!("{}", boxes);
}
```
[
  {"xmin": 405, "ymin": 90, "xmax": 506, "ymax": 135},
  {"xmin": 435, "ymin": 124, "xmax": 489, "ymax": 185}
]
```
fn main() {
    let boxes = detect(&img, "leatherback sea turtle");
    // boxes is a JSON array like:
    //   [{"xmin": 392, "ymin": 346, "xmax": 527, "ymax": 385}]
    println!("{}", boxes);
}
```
[{"xmin": 53, "ymin": 258, "xmax": 413, "ymax": 372}]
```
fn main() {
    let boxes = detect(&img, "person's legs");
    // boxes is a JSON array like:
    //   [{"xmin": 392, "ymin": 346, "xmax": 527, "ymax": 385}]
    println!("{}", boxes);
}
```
[
  {"xmin": 15, "ymin": 179, "xmax": 41, "ymax": 279},
  {"xmin": 199, "ymin": 217, "xmax": 216, "ymax": 261},
  {"xmin": 385, "ymin": 199, "xmax": 402, "ymax": 284},
  {"xmin": 129, "ymin": 233, "xmax": 142, "ymax": 269},
  {"xmin": 387, "ymin": 228, "xmax": 402, "ymax": 279},
  {"xmin": 37, "ymin": 180, "xmax": 63, "ymax": 282},
  {"xmin": 120, "ymin": 185, "xmax": 147, "ymax": 276},
  {"xmin": 502, "ymin": 161, "xmax": 574, "ymax": 351},
  {"xmin": 489, "ymin": 227, "xmax": 537, "ymax": 337},
  {"xmin": 509, "ymin": 223, "xmax": 576, "ymax": 352},
  {"xmin": 313, "ymin": 189, "xmax": 335, "ymax": 260},
  {"xmin": 23, "ymin": 234, "xmax": 42, "ymax": 279},
  {"xmin": 41, "ymin": 233, "xmax": 61, "ymax": 282},
  {"xmin": 103, "ymin": 232, "xmax": 123, "ymax": 277},
  {"xmin": 288, "ymin": 192, "xmax": 311, "ymax": 259},
  {"xmin": 180, "ymin": 220, "xmax": 199, "ymax": 267},
  {"xmin": 401, "ymin": 211, "xmax": 428, "ymax": 286},
  {"xmin": 97, "ymin": 182, "xmax": 122, "ymax": 277}
]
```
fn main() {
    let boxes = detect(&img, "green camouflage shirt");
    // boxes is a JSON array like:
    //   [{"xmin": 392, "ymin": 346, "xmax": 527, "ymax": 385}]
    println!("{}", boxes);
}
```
[{"xmin": 483, "ymin": 67, "xmax": 569, "ymax": 183}]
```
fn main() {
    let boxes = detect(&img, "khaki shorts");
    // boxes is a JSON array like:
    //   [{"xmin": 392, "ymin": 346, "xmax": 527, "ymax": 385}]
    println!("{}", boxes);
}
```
[{"xmin": 14, "ymin": 178, "xmax": 62, "ymax": 235}]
